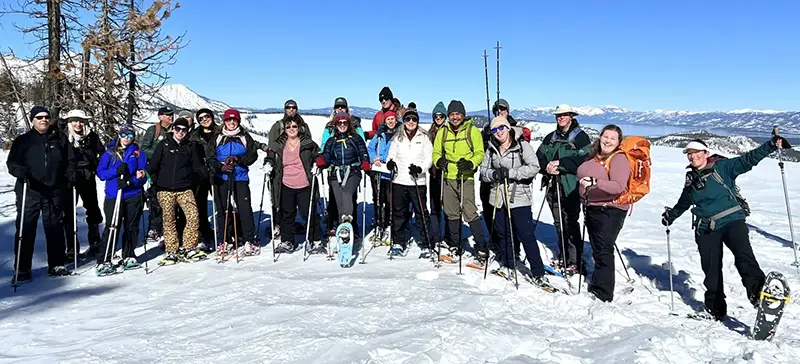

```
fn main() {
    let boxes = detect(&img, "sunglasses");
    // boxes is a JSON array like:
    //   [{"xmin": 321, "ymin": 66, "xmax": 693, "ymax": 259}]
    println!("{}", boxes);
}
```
[
  {"xmin": 34, "ymin": 115, "xmax": 50, "ymax": 120},
  {"xmin": 285, "ymin": 106, "xmax": 297, "ymax": 110},
  {"xmin": 498, "ymin": 106, "xmax": 508, "ymax": 111},
  {"xmin": 433, "ymin": 114, "xmax": 445, "ymax": 120},
  {"xmin": 379, "ymin": 97, "xmax": 390, "ymax": 102},
  {"xmin": 404, "ymin": 116, "xmax": 419, "ymax": 123},
  {"xmin": 119, "ymin": 133, "xmax": 134, "ymax": 139},
  {"xmin": 335, "ymin": 120, "xmax": 349, "ymax": 126},
  {"xmin": 198, "ymin": 114, "xmax": 211, "ymax": 120},
  {"xmin": 174, "ymin": 127, "xmax": 188, "ymax": 133},
  {"xmin": 334, "ymin": 105, "xmax": 347, "ymax": 110},
  {"xmin": 491, "ymin": 125, "xmax": 507, "ymax": 134},
  {"xmin": 286, "ymin": 124, "xmax": 299, "ymax": 130}
]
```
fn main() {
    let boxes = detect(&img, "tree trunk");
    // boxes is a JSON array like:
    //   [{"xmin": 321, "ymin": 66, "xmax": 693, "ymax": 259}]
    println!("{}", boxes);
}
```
[
  {"xmin": 125, "ymin": 0, "xmax": 136, "ymax": 125},
  {"xmin": 46, "ymin": 0, "xmax": 63, "ymax": 121}
]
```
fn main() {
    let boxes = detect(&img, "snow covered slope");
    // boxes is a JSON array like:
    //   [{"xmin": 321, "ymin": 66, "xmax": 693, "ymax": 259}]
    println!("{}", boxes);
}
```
[{"xmin": 1, "ymin": 114, "xmax": 799, "ymax": 363}]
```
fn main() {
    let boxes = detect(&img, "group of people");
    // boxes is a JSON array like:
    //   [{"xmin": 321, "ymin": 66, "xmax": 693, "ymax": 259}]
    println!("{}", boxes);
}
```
[{"xmin": 8, "ymin": 86, "xmax": 791, "ymax": 318}]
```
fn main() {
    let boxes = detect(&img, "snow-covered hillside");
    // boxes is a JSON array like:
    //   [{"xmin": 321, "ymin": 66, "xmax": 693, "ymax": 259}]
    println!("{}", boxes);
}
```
[{"xmin": 1, "ymin": 115, "xmax": 800, "ymax": 363}]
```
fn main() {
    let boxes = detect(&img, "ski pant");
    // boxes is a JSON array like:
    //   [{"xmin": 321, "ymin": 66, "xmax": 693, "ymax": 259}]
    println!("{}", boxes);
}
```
[
  {"xmin": 442, "ymin": 178, "xmax": 486, "ymax": 252},
  {"xmin": 330, "ymin": 171, "xmax": 361, "ymax": 223},
  {"xmin": 585, "ymin": 206, "xmax": 627, "ymax": 302},
  {"xmin": 428, "ymin": 169, "xmax": 447, "ymax": 242},
  {"xmin": 493, "ymin": 205, "xmax": 546, "ymax": 277},
  {"xmin": 546, "ymin": 182, "xmax": 582, "ymax": 267},
  {"xmin": 146, "ymin": 186, "xmax": 163, "ymax": 234},
  {"xmin": 326, "ymin": 181, "xmax": 360, "ymax": 236},
  {"xmin": 392, "ymin": 183, "xmax": 434, "ymax": 249},
  {"xmin": 157, "ymin": 189, "xmax": 199, "ymax": 253},
  {"xmin": 216, "ymin": 180, "xmax": 256, "ymax": 244},
  {"xmin": 13, "ymin": 186, "xmax": 66, "ymax": 272},
  {"xmin": 64, "ymin": 177, "xmax": 103, "ymax": 250},
  {"xmin": 695, "ymin": 219, "xmax": 765, "ymax": 316},
  {"xmin": 482, "ymin": 181, "xmax": 521, "ymax": 256},
  {"xmin": 280, "ymin": 184, "xmax": 321, "ymax": 244},
  {"xmin": 372, "ymin": 176, "xmax": 392, "ymax": 230},
  {"xmin": 97, "ymin": 194, "xmax": 144, "ymax": 264},
  {"xmin": 194, "ymin": 179, "xmax": 214, "ymax": 242}
]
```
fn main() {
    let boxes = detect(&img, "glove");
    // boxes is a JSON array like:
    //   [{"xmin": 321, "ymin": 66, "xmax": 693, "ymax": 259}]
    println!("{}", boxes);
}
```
[
  {"xmin": 408, "ymin": 164, "xmax": 422, "ymax": 177},
  {"xmin": 315, "ymin": 156, "xmax": 327, "ymax": 168},
  {"xmin": 262, "ymin": 155, "xmax": 274, "ymax": 166},
  {"xmin": 221, "ymin": 163, "xmax": 235, "ymax": 173},
  {"xmin": 492, "ymin": 167, "xmax": 510, "ymax": 181},
  {"xmin": 361, "ymin": 161, "xmax": 371, "ymax": 171},
  {"xmin": 661, "ymin": 209, "xmax": 673, "ymax": 226},
  {"xmin": 456, "ymin": 158, "xmax": 473, "ymax": 173},
  {"xmin": 117, "ymin": 163, "xmax": 129, "ymax": 175},
  {"xmin": 68, "ymin": 170, "xmax": 78, "ymax": 185},
  {"xmin": 117, "ymin": 173, "xmax": 131, "ymax": 188},
  {"xmin": 386, "ymin": 160, "xmax": 397, "ymax": 172},
  {"xmin": 363, "ymin": 131, "xmax": 370, "ymax": 140},
  {"xmin": 435, "ymin": 157, "xmax": 448, "ymax": 170},
  {"xmin": 224, "ymin": 156, "xmax": 238, "ymax": 165},
  {"xmin": 771, "ymin": 135, "xmax": 792, "ymax": 149}
]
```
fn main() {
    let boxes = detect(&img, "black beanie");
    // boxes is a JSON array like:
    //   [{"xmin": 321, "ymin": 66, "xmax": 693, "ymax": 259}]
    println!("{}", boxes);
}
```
[
  {"xmin": 447, "ymin": 100, "xmax": 466, "ymax": 116},
  {"xmin": 379, "ymin": 86, "xmax": 393, "ymax": 100},
  {"xmin": 30, "ymin": 106, "xmax": 50, "ymax": 121}
]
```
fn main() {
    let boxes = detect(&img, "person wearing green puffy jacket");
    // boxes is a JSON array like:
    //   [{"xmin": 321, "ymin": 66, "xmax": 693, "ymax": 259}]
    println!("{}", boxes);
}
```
[
  {"xmin": 537, "ymin": 104, "xmax": 591, "ymax": 275},
  {"xmin": 432, "ymin": 100, "xmax": 487, "ymax": 265},
  {"xmin": 662, "ymin": 135, "xmax": 789, "ymax": 320}
]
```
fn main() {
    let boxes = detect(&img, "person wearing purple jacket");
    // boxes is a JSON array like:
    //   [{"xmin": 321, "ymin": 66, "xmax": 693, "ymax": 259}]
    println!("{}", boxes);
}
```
[
  {"xmin": 553, "ymin": 124, "xmax": 630, "ymax": 302},
  {"xmin": 94, "ymin": 125, "xmax": 148, "ymax": 276}
]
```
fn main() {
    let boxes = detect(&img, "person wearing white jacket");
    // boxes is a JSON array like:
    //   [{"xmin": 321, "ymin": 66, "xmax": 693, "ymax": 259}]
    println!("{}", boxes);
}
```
[{"xmin": 386, "ymin": 108, "xmax": 435, "ymax": 258}]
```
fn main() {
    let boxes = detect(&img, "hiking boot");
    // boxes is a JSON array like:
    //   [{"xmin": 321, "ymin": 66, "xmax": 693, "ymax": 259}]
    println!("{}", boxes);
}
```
[
  {"xmin": 196, "ymin": 242, "xmax": 208, "ymax": 252},
  {"xmin": 529, "ymin": 275, "xmax": 555, "ymax": 290},
  {"xmin": 184, "ymin": 249, "xmax": 208, "ymax": 262},
  {"xmin": 275, "ymin": 241, "xmax": 295, "ymax": 254},
  {"xmin": 244, "ymin": 241, "xmax": 261, "ymax": 255},
  {"xmin": 158, "ymin": 253, "xmax": 183, "ymax": 265},
  {"xmin": 419, "ymin": 248, "xmax": 432, "ymax": 259},
  {"xmin": 389, "ymin": 244, "xmax": 407, "ymax": 257},
  {"xmin": 96, "ymin": 262, "xmax": 117, "ymax": 276},
  {"xmin": 121, "ymin": 257, "xmax": 141, "ymax": 270},
  {"xmin": 309, "ymin": 241, "xmax": 326, "ymax": 254},
  {"xmin": 47, "ymin": 265, "xmax": 71, "ymax": 277}
]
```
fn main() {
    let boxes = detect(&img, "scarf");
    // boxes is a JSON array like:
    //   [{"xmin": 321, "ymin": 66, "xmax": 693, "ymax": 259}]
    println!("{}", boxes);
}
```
[
  {"xmin": 68, "ymin": 124, "xmax": 91, "ymax": 148},
  {"xmin": 222, "ymin": 126, "xmax": 241, "ymax": 137}
]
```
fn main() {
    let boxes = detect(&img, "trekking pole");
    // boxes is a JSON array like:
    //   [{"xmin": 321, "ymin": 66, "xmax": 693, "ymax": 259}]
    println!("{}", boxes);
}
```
[
  {"xmin": 504, "ymin": 178, "xmax": 519, "ymax": 289},
  {"xmin": 255, "ymin": 169, "xmax": 268, "ymax": 245},
  {"xmin": 483, "ymin": 50, "xmax": 491, "ymax": 120},
  {"xmin": 484, "ymin": 183, "xmax": 501, "ymax": 279},
  {"xmin": 457, "ymin": 173, "xmax": 464, "ymax": 276},
  {"xmin": 614, "ymin": 243, "xmax": 635, "ymax": 283},
  {"xmin": 12, "ymin": 182, "xmax": 28, "ymax": 292},
  {"xmin": 359, "ymin": 170, "xmax": 368, "ymax": 263},
  {"xmin": 222, "ymin": 176, "xmax": 234, "ymax": 261},
  {"xmin": 578, "ymin": 188, "xmax": 589, "ymax": 293},
  {"xmin": 388, "ymin": 170, "xmax": 395, "ymax": 258},
  {"xmin": 303, "ymin": 170, "xmax": 318, "ymax": 262},
  {"xmin": 774, "ymin": 126, "xmax": 800, "ymax": 271},
  {"xmin": 210, "ymin": 176, "xmax": 218, "ymax": 253},
  {"xmin": 665, "ymin": 207, "xmax": 675, "ymax": 314},
  {"xmin": 103, "ymin": 191, "xmax": 123, "ymax": 266},
  {"xmin": 72, "ymin": 187, "xmax": 78, "ymax": 274},
  {"xmin": 437, "ymin": 172, "xmax": 445, "ymax": 267},
  {"xmin": 411, "ymin": 169, "xmax": 434, "ymax": 263},
  {"xmin": 554, "ymin": 179, "xmax": 569, "ymax": 275},
  {"xmin": 228, "ymin": 175, "xmax": 240, "ymax": 263},
  {"xmin": 532, "ymin": 180, "xmax": 550, "ymax": 262},
  {"xmin": 142, "ymin": 198, "xmax": 149, "ymax": 274}
]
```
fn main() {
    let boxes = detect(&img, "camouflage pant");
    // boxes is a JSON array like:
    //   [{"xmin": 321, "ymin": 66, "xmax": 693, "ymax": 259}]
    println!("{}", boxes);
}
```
[{"xmin": 157, "ymin": 190, "xmax": 199, "ymax": 253}]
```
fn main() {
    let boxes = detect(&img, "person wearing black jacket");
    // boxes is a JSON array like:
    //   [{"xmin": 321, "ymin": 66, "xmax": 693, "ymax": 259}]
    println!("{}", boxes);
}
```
[
  {"xmin": 8, "ymin": 106, "xmax": 76, "ymax": 282},
  {"xmin": 190, "ymin": 108, "xmax": 219, "ymax": 249},
  {"xmin": 62, "ymin": 110, "xmax": 105, "ymax": 259},
  {"xmin": 146, "ymin": 118, "xmax": 208, "ymax": 264}
]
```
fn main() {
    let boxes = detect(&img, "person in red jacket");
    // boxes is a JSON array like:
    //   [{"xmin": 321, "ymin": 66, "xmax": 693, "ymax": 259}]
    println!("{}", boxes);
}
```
[{"xmin": 368, "ymin": 87, "xmax": 405, "ymax": 140}]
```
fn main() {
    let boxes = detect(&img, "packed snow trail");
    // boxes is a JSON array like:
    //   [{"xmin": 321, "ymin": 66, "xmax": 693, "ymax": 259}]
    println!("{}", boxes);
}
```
[{"xmin": 1, "ymin": 116, "xmax": 799, "ymax": 363}]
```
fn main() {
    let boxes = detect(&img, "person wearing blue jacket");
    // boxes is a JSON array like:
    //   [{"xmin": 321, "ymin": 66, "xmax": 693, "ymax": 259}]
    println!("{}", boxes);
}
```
[
  {"xmin": 207, "ymin": 109, "xmax": 259, "ymax": 254},
  {"xmin": 315, "ymin": 112, "xmax": 371, "ymax": 228},
  {"xmin": 320, "ymin": 97, "xmax": 365, "ymax": 239},
  {"xmin": 367, "ymin": 110, "xmax": 400, "ymax": 244},
  {"xmin": 94, "ymin": 125, "xmax": 148, "ymax": 275}
]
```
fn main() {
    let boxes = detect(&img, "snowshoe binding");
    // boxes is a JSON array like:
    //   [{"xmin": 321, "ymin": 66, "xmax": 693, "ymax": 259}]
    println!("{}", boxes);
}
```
[
  {"xmin": 524, "ymin": 274, "xmax": 560, "ymax": 293},
  {"xmin": 243, "ymin": 241, "xmax": 261, "ymax": 256},
  {"xmin": 158, "ymin": 253, "xmax": 183, "ymax": 266},
  {"xmin": 751, "ymin": 271, "xmax": 791, "ymax": 341},
  {"xmin": 121, "ymin": 257, "xmax": 141, "ymax": 270},
  {"xmin": 466, "ymin": 251, "xmax": 489, "ymax": 270},
  {"xmin": 95, "ymin": 262, "xmax": 118, "ymax": 277},
  {"xmin": 275, "ymin": 241, "xmax": 295, "ymax": 254},
  {"xmin": 184, "ymin": 248, "xmax": 209, "ymax": 262},
  {"xmin": 388, "ymin": 244, "xmax": 408, "ymax": 258}
]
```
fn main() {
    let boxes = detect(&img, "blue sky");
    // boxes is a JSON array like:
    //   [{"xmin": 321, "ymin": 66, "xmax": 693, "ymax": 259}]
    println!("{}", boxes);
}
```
[{"xmin": 2, "ymin": 0, "xmax": 800, "ymax": 113}]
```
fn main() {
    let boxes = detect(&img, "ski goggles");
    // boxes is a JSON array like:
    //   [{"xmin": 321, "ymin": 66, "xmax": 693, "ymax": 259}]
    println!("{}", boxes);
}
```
[
  {"xmin": 491, "ymin": 125, "xmax": 508, "ymax": 134},
  {"xmin": 119, "ymin": 132, "xmax": 135, "ymax": 139}
]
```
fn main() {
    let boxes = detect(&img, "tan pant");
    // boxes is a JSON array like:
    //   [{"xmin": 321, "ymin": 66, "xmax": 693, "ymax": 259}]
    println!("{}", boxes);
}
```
[
  {"xmin": 157, "ymin": 190, "xmax": 199, "ymax": 253},
  {"xmin": 443, "ymin": 178, "xmax": 478, "ymax": 223}
]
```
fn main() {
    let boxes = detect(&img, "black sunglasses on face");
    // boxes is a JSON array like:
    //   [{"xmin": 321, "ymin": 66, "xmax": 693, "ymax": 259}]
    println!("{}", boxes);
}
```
[
  {"xmin": 498, "ymin": 106, "xmax": 508, "ymax": 111},
  {"xmin": 285, "ymin": 106, "xmax": 297, "ymax": 110},
  {"xmin": 433, "ymin": 114, "xmax": 445, "ymax": 120},
  {"xmin": 286, "ymin": 124, "xmax": 299, "ymax": 130},
  {"xmin": 174, "ymin": 127, "xmax": 188, "ymax": 133},
  {"xmin": 34, "ymin": 115, "xmax": 50, "ymax": 120},
  {"xmin": 379, "ymin": 97, "xmax": 390, "ymax": 102},
  {"xmin": 404, "ymin": 116, "xmax": 419, "ymax": 123}
]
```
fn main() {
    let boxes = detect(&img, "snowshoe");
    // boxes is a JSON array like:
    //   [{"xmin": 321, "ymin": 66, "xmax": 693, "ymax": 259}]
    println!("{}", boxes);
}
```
[
  {"xmin": 307, "ymin": 241, "xmax": 327, "ymax": 255},
  {"xmin": 184, "ymin": 249, "xmax": 209, "ymax": 262},
  {"xmin": 525, "ymin": 275, "xmax": 559, "ymax": 293},
  {"xmin": 419, "ymin": 248, "xmax": 432, "ymax": 260},
  {"xmin": 95, "ymin": 262, "xmax": 118, "ymax": 277},
  {"xmin": 47, "ymin": 265, "xmax": 71, "ymax": 277},
  {"xmin": 439, "ymin": 246, "xmax": 461, "ymax": 264},
  {"xmin": 243, "ymin": 241, "xmax": 261, "ymax": 256},
  {"xmin": 466, "ymin": 251, "xmax": 489, "ymax": 270},
  {"xmin": 388, "ymin": 244, "xmax": 408, "ymax": 257},
  {"xmin": 752, "ymin": 271, "xmax": 791, "ymax": 341},
  {"xmin": 275, "ymin": 241, "xmax": 295, "ymax": 254},
  {"xmin": 490, "ymin": 268, "xmax": 511, "ymax": 280},
  {"xmin": 336, "ymin": 222, "xmax": 354, "ymax": 267},
  {"xmin": 121, "ymin": 257, "xmax": 141, "ymax": 270},
  {"xmin": 158, "ymin": 253, "xmax": 183, "ymax": 266}
]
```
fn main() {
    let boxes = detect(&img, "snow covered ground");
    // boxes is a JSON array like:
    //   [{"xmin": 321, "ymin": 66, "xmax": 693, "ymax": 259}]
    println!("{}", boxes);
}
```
[{"xmin": 1, "ymin": 116, "xmax": 799, "ymax": 363}]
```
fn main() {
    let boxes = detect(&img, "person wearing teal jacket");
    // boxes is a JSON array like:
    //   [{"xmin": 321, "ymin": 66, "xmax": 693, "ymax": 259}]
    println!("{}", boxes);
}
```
[
  {"xmin": 663, "ymin": 135, "xmax": 789, "ymax": 321},
  {"xmin": 320, "ymin": 97, "xmax": 365, "ymax": 240}
]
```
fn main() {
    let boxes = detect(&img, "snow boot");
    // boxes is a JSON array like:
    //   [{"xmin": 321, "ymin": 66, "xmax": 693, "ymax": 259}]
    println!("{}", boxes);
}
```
[
  {"xmin": 47, "ymin": 265, "xmax": 70, "ymax": 277},
  {"xmin": 184, "ymin": 248, "xmax": 208, "ymax": 262},
  {"xmin": 158, "ymin": 253, "xmax": 183, "ymax": 266},
  {"xmin": 275, "ymin": 241, "xmax": 295, "ymax": 254},
  {"xmin": 95, "ymin": 262, "xmax": 117, "ymax": 276},
  {"xmin": 121, "ymin": 257, "xmax": 141, "ymax": 270}
]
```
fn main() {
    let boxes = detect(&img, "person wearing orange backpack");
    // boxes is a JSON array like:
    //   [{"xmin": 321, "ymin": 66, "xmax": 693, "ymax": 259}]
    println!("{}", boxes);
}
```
[{"xmin": 553, "ymin": 125, "xmax": 630, "ymax": 301}]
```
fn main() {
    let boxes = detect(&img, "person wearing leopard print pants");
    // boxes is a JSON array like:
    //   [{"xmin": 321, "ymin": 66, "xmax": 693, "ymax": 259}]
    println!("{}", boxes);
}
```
[{"xmin": 146, "ymin": 118, "xmax": 209, "ymax": 264}]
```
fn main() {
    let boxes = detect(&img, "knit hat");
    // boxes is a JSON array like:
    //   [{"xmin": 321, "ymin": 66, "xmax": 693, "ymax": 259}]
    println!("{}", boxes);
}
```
[
  {"xmin": 383, "ymin": 110, "xmax": 398, "ymax": 121},
  {"xmin": 403, "ymin": 108, "xmax": 419, "ymax": 121},
  {"xmin": 432, "ymin": 101, "xmax": 446, "ymax": 117},
  {"xmin": 379, "ymin": 86, "xmax": 393, "ymax": 100},
  {"xmin": 223, "ymin": 109, "xmax": 241, "ymax": 121},
  {"xmin": 334, "ymin": 97, "xmax": 348, "ymax": 108},
  {"xmin": 333, "ymin": 112, "xmax": 350, "ymax": 123},
  {"xmin": 492, "ymin": 99, "xmax": 510, "ymax": 115},
  {"xmin": 178, "ymin": 110, "xmax": 194, "ymax": 122},
  {"xmin": 119, "ymin": 124, "xmax": 136, "ymax": 135},
  {"xmin": 157, "ymin": 106, "xmax": 174, "ymax": 116},
  {"xmin": 173, "ymin": 118, "xmax": 190, "ymax": 130},
  {"xmin": 447, "ymin": 100, "xmax": 466, "ymax": 116},
  {"xmin": 284, "ymin": 99, "xmax": 298, "ymax": 109},
  {"xmin": 30, "ymin": 106, "xmax": 49, "ymax": 121},
  {"xmin": 196, "ymin": 108, "xmax": 214, "ymax": 121},
  {"xmin": 490, "ymin": 116, "xmax": 511, "ymax": 130}
]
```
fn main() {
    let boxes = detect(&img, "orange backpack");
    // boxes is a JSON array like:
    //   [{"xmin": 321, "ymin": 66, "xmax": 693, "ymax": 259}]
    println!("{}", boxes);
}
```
[{"xmin": 599, "ymin": 136, "xmax": 652, "ymax": 206}]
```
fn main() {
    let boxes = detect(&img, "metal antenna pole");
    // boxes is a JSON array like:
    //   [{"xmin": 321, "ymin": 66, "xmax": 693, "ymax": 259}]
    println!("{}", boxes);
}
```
[
  {"xmin": 483, "ymin": 50, "xmax": 491, "ymax": 120},
  {"xmin": 495, "ymin": 41, "xmax": 502, "ymax": 101}
]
